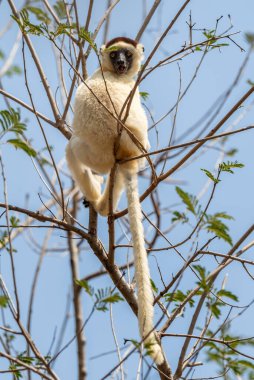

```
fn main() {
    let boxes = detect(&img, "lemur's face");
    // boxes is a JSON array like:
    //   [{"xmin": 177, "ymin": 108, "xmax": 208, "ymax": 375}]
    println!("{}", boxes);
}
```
[{"xmin": 109, "ymin": 48, "xmax": 133, "ymax": 75}]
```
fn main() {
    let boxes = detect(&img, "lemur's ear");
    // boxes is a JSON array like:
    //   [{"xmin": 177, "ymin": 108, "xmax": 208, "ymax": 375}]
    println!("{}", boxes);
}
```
[
  {"xmin": 136, "ymin": 43, "xmax": 145, "ymax": 60},
  {"xmin": 100, "ymin": 44, "xmax": 106, "ymax": 54}
]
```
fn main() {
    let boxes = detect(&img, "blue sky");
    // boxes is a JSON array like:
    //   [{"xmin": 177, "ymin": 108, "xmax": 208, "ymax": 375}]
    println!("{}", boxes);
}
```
[{"xmin": 1, "ymin": 0, "xmax": 254, "ymax": 379}]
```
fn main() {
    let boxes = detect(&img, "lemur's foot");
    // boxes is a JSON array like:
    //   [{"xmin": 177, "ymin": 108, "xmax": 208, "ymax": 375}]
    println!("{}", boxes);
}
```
[{"xmin": 82, "ymin": 198, "xmax": 90, "ymax": 208}]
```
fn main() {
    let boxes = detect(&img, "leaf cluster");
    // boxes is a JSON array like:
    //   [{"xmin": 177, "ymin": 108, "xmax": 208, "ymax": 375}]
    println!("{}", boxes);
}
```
[
  {"xmin": 206, "ymin": 288, "xmax": 239, "ymax": 319},
  {"xmin": 0, "ymin": 295, "xmax": 9, "ymax": 308},
  {"xmin": 173, "ymin": 161, "xmax": 244, "ymax": 244},
  {"xmin": 164, "ymin": 289, "xmax": 195, "ymax": 315},
  {"xmin": 203, "ymin": 29, "xmax": 229, "ymax": 50},
  {"xmin": 76, "ymin": 280, "xmax": 124, "ymax": 312},
  {"xmin": 205, "ymin": 325, "xmax": 254, "ymax": 379},
  {"xmin": 0, "ymin": 108, "xmax": 36, "ymax": 157},
  {"xmin": 8, "ymin": 352, "xmax": 51, "ymax": 379},
  {"xmin": 12, "ymin": 6, "xmax": 97, "ymax": 54}
]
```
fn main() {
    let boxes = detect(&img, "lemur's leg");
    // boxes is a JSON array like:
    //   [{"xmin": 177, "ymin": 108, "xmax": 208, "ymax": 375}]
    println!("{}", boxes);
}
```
[
  {"xmin": 94, "ymin": 139, "xmax": 142, "ymax": 216},
  {"xmin": 95, "ymin": 168, "xmax": 125, "ymax": 216},
  {"xmin": 65, "ymin": 139, "xmax": 102, "ymax": 202}
]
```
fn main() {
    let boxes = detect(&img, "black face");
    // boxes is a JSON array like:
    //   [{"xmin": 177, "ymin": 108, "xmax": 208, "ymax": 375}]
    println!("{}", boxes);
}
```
[{"xmin": 109, "ymin": 48, "xmax": 133, "ymax": 75}]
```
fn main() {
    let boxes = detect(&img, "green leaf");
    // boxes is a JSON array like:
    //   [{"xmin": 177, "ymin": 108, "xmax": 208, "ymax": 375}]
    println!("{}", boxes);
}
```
[
  {"xmin": 226, "ymin": 148, "xmax": 238, "ymax": 157},
  {"xmin": 238, "ymin": 360, "xmax": 254, "ymax": 370},
  {"xmin": 193, "ymin": 265, "xmax": 210, "ymax": 290},
  {"xmin": 53, "ymin": 23, "xmax": 74, "ymax": 37},
  {"xmin": 203, "ymin": 29, "xmax": 215, "ymax": 39},
  {"xmin": 245, "ymin": 33, "xmax": 254, "ymax": 46},
  {"xmin": 35, "ymin": 355, "xmax": 51, "ymax": 366},
  {"xmin": 75, "ymin": 279, "xmax": 92, "ymax": 296},
  {"xmin": 10, "ymin": 216, "xmax": 20, "ymax": 227},
  {"xmin": 0, "ymin": 108, "xmax": 26, "ymax": 134},
  {"xmin": 128, "ymin": 339, "xmax": 139, "ymax": 349},
  {"xmin": 0, "ymin": 231, "xmax": 7, "ymax": 249},
  {"xmin": 213, "ymin": 212, "xmax": 234, "ymax": 220},
  {"xmin": 209, "ymin": 302, "xmax": 222, "ymax": 318},
  {"xmin": 7, "ymin": 139, "xmax": 36, "ymax": 157},
  {"xmin": 206, "ymin": 218, "xmax": 233, "ymax": 246},
  {"xmin": 217, "ymin": 289, "xmax": 239, "ymax": 302},
  {"xmin": 171, "ymin": 210, "xmax": 188, "ymax": 223},
  {"xmin": 175, "ymin": 186, "xmax": 197, "ymax": 215},
  {"xmin": 193, "ymin": 265, "xmax": 206, "ymax": 280},
  {"xmin": 103, "ymin": 45, "xmax": 121, "ymax": 52},
  {"xmin": 5, "ymin": 65, "xmax": 22, "ymax": 77},
  {"xmin": 12, "ymin": 9, "xmax": 46, "ymax": 36},
  {"xmin": 79, "ymin": 29, "xmax": 97, "ymax": 52},
  {"xmin": 139, "ymin": 91, "xmax": 149, "ymax": 101},
  {"xmin": 53, "ymin": 0, "xmax": 67, "ymax": 19},
  {"xmin": 0, "ymin": 295, "xmax": 8, "ymax": 308},
  {"xmin": 102, "ymin": 293, "xmax": 124, "ymax": 304},
  {"xmin": 150, "ymin": 278, "xmax": 158, "ymax": 293},
  {"xmin": 201, "ymin": 169, "xmax": 220, "ymax": 183},
  {"xmin": 19, "ymin": 8, "xmax": 29, "ymax": 23},
  {"xmin": 17, "ymin": 354, "xmax": 34, "ymax": 365},
  {"xmin": 228, "ymin": 360, "xmax": 246, "ymax": 375},
  {"xmin": 94, "ymin": 288, "xmax": 124, "ymax": 312},
  {"xmin": 9, "ymin": 365, "xmax": 22, "ymax": 379},
  {"xmin": 219, "ymin": 161, "xmax": 244, "ymax": 174},
  {"xmin": 164, "ymin": 289, "xmax": 195, "ymax": 307},
  {"xmin": 25, "ymin": 6, "xmax": 51, "ymax": 24},
  {"xmin": 211, "ymin": 42, "xmax": 229, "ymax": 49}
]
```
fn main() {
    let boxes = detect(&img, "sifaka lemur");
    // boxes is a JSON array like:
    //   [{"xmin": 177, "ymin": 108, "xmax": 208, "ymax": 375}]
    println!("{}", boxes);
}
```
[{"xmin": 66, "ymin": 37, "xmax": 164, "ymax": 365}]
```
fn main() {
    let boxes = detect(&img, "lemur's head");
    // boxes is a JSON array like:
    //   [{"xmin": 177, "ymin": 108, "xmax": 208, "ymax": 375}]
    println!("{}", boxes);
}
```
[{"xmin": 100, "ymin": 37, "xmax": 144, "ymax": 77}]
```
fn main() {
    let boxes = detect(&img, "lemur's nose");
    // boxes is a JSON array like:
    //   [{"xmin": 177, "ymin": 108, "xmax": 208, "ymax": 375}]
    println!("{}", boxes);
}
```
[{"xmin": 117, "ymin": 52, "xmax": 125, "ymax": 65}]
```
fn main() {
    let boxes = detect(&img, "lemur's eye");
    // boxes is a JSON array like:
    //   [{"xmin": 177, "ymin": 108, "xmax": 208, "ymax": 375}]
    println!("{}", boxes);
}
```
[
  {"xmin": 126, "ymin": 51, "xmax": 132, "ymax": 58},
  {"xmin": 110, "ymin": 52, "xmax": 116, "ymax": 59}
]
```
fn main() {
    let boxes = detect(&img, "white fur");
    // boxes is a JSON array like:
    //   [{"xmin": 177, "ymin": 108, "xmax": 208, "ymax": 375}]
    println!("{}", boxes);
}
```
[
  {"xmin": 65, "ymin": 41, "xmax": 164, "ymax": 364},
  {"xmin": 125, "ymin": 173, "xmax": 164, "ymax": 364}
]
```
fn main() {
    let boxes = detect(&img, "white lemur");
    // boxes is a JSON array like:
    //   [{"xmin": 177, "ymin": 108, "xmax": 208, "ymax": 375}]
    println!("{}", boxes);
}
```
[{"xmin": 66, "ymin": 37, "xmax": 164, "ymax": 365}]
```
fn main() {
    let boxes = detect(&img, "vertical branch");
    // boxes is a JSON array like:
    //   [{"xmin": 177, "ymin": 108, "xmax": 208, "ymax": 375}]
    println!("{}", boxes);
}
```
[
  {"xmin": 82, "ymin": 0, "xmax": 94, "ymax": 79},
  {"xmin": 84, "ymin": 0, "xmax": 94, "ymax": 32},
  {"xmin": 135, "ymin": 0, "xmax": 162, "ymax": 41},
  {"xmin": 103, "ymin": 0, "xmax": 112, "ymax": 44},
  {"xmin": 85, "ymin": 0, "xmax": 120, "ymax": 58},
  {"xmin": 108, "ymin": 164, "xmax": 117, "ymax": 265},
  {"xmin": 8, "ymin": 0, "xmax": 59, "ymax": 120},
  {"xmin": 109, "ymin": 303, "xmax": 124, "ymax": 380},
  {"xmin": 21, "ymin": 39, "xmax": 65, "ymax": 218},
  {"xmin": 89, "ymin": 204, "xmax": 98, "ymax": 237},
  {"xmin": 0, "ymin": 154, "xmax": 20, "ymax": 317},
  {"xmin": 67, "ymin": 192, "xmax": 87, "ymax": 380},
  {"xmin": 26, "ymin": 228, "xmax": 53, "ymax": 380},
  {"xmin": 73, "ymin": 0, "xmax": 88, "ymax": 79}
]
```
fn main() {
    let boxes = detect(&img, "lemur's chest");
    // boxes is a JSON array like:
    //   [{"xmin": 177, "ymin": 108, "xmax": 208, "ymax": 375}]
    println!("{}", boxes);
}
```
[
  {"xmin": 87, "ymin": 78, "xmax": 136, "ymax": 114},
  {"xmin": 73, "ymin": 78, "xmax": 144, "ymax": 139}
]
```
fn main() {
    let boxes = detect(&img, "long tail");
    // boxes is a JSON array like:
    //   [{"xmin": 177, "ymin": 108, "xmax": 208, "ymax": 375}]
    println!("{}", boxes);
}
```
[{"xmin": 125, "ymin": 172, "xmax": 164, "ymax": 365}]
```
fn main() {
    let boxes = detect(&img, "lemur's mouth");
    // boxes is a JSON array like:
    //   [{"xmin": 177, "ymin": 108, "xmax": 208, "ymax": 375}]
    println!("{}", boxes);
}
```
[{"xmin": 116, "ymin": 65, "xmax": 127, "ymax": 74}]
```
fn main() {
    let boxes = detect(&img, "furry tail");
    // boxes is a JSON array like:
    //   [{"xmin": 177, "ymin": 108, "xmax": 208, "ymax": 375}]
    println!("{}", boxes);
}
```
[
  {"xmin": 65, "ymin": 141, "xmax": 102, "ymax": 202},
  {"xmin": 125, "ymin": 172, "xmax": 164, "ymax": 365}
]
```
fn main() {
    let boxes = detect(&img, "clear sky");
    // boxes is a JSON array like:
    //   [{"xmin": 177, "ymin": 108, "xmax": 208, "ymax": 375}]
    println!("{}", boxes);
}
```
[{"xmin": 1, "ymin": 0, "xmax": 254, "ymax": 379}]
